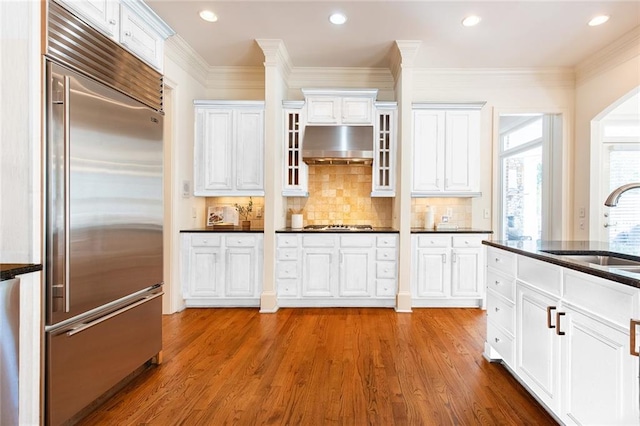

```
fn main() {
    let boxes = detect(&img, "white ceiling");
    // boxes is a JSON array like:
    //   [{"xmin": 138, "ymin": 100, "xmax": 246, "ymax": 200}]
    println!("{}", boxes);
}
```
[{"xmin": 146, "ymin": 0, "xmax": 640, "ymax": 69}]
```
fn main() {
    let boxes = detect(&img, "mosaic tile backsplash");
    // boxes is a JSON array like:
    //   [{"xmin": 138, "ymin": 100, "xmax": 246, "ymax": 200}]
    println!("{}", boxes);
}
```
[{"xmin": 286, "ymin": 165, "xmax": 393, "ymax": 228}]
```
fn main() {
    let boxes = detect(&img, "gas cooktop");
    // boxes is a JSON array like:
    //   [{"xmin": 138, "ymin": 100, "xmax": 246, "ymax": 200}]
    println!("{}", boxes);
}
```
[{"xmin": 303, "ymin": 224, "xmax": 373, "ymax": 231}]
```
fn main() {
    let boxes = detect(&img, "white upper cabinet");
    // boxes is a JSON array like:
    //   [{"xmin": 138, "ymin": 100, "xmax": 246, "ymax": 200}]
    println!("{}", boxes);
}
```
[
  {"xmin": 56, "ymin": 0, "xmax": 120, "ymax": 39},
  {"xmin": 302, "ymin": 89, "xmax": 377, "ymax": 125},
  {"xmin": 55, "ymin": 0, "xmax": 173, "ymax": 71},
  {"xmin": 372, "ymin": 102, "xmax": 397, "ymax": 197},
  {"xmin": 412, "ymin": 103, "xmax": 484, "ymax": 197},
  {"xmin": 194, "ymin": 101, "xmax": 265, "ymax": 196},
  {"xmin": 283, "ymin": 101, "xmax": 308, "ymax": 197}
]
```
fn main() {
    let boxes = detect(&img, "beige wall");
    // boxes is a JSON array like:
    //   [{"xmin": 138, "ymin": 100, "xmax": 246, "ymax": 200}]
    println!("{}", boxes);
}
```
[{"xmin": 574, "ymin": 26, "xmax": 640, "ymax": 240}]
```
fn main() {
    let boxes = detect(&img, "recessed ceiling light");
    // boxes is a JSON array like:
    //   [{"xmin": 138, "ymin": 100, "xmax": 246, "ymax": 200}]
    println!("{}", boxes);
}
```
[
  {"xmin": 462, "ymin": 15, "xmax": 481, "ymax": 27},
  {"xmin": 199, "ymin": 10, "xmax": 218, "ymax": 23},
  {"xmin": 329, "ymin": 13, "xmax": 347, "ymax": 25},
  {"xmin": 588, "ymin": 15, "xmax": 610, "ymax": 26}
]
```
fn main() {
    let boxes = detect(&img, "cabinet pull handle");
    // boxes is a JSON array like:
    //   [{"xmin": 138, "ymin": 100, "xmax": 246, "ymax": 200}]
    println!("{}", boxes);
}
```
[
  {"xmin": 494, "ymin": 307, "xmax": 500, "ymax": 312},
  {"xmin": 631, "ymin": 319, "xmax": 640, "ymax": 357},
  {"xmin": 556, "ymin": 312, "xmax": 566, "ymax": 336},
  {"xmin": 494, "ymin": 257, "xmax": 500, "ymax": 263},
  {"xmin": 546, "ymin": 306, "xmax": 557, "ymax": 329},
  {"xmin": 452, "ymin": 253, "xmax": 457, "ymax": 263},
  {"xmin": 494, "ymin": 337, "xmax": 501, "ymax": 343},
  {"xmin": 494, "ymin": 280, "xmax": 501, "ymax": 286},
  {"xmin": 441, "ymin": 254, "xmax": 446, "ymax": 264}
]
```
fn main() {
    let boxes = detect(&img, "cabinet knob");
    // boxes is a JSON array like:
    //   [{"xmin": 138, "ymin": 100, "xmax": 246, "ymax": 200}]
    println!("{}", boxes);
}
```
[
  {"xmin": 464, "ymin": 240, "xmax": 469, "ymax": 245},
  {"xmin": 202, "ymin": 240, "xmax": 208, "ymax": 244},
  {"xmin": 494, "ymin": 280, "xmax": 501, "ymax": 286},
  {"xmin": 494, "ymin": 307, "xmax": 500, "ymax": 312},
  {"xmin": 109, "ymin": 19, "xmax": 116, "ymax": 25},
  {"xmin": 124, "ymin": 31, "xmax": 132, "ymax": 37},
  {"xmin": 494, "ymin": 257, "xmax": 500, "ymax": 263},
  {"xmin": 494, "ymin": 337, "xmax": 501, "ymax": 343},
  {"xmin": 383, "ymin": 253, "xmax": 388, "ymax": 258}
]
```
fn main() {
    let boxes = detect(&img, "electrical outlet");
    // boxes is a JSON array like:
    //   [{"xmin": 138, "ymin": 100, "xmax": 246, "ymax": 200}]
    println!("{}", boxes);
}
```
[
  {"xmin": 441, "ymin": 215, "xmax": 449, "ymax": 223},
  {"xmin": 256, "ymin": 207, "xmax": 264, "ymax": 218}
]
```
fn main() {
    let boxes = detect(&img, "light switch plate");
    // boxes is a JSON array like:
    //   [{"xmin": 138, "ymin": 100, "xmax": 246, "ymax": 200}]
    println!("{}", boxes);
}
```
[{"xmin": 182, "ymin": 180, "xmax": 191, "ymax": 198}]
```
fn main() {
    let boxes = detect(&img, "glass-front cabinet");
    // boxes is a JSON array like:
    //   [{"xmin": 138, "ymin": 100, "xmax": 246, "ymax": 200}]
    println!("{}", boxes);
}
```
[{"xmin": 283, "ymin": 101, "xmax": 308, "ymax": 197}]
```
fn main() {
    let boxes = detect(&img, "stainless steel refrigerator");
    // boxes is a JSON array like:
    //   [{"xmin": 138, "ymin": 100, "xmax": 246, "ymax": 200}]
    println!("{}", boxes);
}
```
[{"xmin": 44, "ymin": 58, "xmax": 164, "ymax": 425}]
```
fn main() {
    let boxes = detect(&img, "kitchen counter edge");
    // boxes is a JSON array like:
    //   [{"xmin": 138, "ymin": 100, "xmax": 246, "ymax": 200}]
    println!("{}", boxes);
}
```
[
  {"xmin": 411, "ymin": 228, "xmax": 493, "ymax": 234},
  {"xmin": 1, "ymin": 263, "xmax": 43, "ymax": 280},
  {"xmin": 482, "ymin": 240, "xmax": 640, "ymax": 289},
  {"xmin": 181, "ymin": 228, "xmax": 264, "ymax": 233},
  {"xmin": 276, "ymin": 227, "xmax": 399, "ymax": 233}
]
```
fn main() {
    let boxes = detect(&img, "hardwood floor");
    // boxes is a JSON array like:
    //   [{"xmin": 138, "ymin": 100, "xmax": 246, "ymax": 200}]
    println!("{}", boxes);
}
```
[{"xmin": 77, "ymin": 308, "xmax": 557, "ymax": 425}]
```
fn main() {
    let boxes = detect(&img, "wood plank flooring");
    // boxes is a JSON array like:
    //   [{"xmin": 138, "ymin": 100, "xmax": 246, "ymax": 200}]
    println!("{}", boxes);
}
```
[{"xmin": 77, "ymin": 308, "xmax": 557, "ymax": 425}]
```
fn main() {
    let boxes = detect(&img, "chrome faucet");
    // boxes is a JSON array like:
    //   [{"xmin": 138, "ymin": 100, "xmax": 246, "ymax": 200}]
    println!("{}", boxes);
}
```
[{"xmin": 604, "ymin": 183, "xmax": 640, "ymax": 207}]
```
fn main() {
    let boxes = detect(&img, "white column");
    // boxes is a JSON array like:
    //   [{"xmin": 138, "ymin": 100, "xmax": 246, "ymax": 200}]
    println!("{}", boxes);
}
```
[
  {"xmin": 256, "ymin": 39, "xmax": 292, "ymax": 312},
  {"xmin": 392, "ymin": 41, "xmax": 422, "ymax": 312}
]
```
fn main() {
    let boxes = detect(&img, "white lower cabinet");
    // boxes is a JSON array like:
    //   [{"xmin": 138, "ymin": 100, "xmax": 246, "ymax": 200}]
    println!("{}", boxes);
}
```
[
  {"xmin": 411, "ymin": 234, "xmax": 489, "ymax": 307},
  {"xmin": 485, "ymin": 246, "xmax": 640, "ymax": 424},
  {"xmin": 276, "ymin": 233, "xmax": 397, "ymax": 307},
  {"xmin": 181, "ymin": 233, "xmax": 263, "ymax": 307}
]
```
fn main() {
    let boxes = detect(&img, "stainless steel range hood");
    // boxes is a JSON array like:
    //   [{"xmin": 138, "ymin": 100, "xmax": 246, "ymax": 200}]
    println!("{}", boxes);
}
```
[{"xmin": 302, "ymin": 125, "xmax": 374, "ymax": 165}]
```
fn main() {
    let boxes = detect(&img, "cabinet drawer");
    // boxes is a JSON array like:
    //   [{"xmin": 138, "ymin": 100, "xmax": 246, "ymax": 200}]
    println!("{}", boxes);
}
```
[
  {"xmin": 376, "ymin": 279, "xmax": 396, "ymax": 297},
  {"xmin": 225, "ymin": 235, "xmax": 258, "ymax": 247},
  {"xmin": 486, "ymin": 269, "xmax": 515, "ymax": 302},
  {"xmin": 277, "ymin": 248, "xmax": 298, "ymax": 261},
  {"xmin": 417, "ymin": 235, "xmax": 449, "ymax": 248},
  {"xmin": 376, "ymin": 235, "xmax": 397, "ymax": 248},
  {"xmin": 452, "ymin": 235, "xmax": 484, "ymax": 248},
  {"xmin": 340, "ymin": 235, "xmax": 374, "ymax": 247},
  {"xmin": 486, "ymin": 247, "xmax": 516, "ymax": 276},
  {"xmin": 277, "ymin": 279, "xmax": 298, "ymax": 297},
  {"xmin": 486, "ymin": 292, "xmax": 514, "ymax": 335},
  {"xmin": 191, "ymin": 234, "xmax": 221, "ymax": 247},
  {"xmin": 486, "ymin": 321, "xmax": 514, "ymax": 367},
  {"xmin": 277, "ymin": 235, "xmax": 298, "ymax": 247},
  {"xmin": 376, "ymin": 262, "xmax": 396, "ymax": 279},
  {"xmin": 302, "ymin": 235, "xmax": 335, "ymax": 247},
  {"xmin": 376, "ymin": 248, "xmax": 396, "ymax": 261},
  {"xmin": 276, "ymin": 261, "xmax": 297, "ymax": 279},
  {"xmin": 518, "ymin": 255, "xmax": 561, "ymax": 296}
]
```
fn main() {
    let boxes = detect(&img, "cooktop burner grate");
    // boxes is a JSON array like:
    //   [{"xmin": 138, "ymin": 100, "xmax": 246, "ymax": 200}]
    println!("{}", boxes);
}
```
[{"xmin": 303, "ymin": 224, "xmax": 373, "ymax": 231}]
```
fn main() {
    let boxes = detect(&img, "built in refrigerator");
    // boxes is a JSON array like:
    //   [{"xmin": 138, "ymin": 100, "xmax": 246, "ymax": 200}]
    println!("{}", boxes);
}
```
[{"xmin": 44, "ymin": 4, "xmax": 164, "ymax": 423}]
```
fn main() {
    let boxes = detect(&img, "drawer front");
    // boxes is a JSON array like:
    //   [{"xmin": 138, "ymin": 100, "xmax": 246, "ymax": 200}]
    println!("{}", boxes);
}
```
[
  {"xmin": 376, "ymin": 248, "xmax": 397, "ymax": 261},
  {"xmin": 486, "ymin": 269, "xmax": 515, "ymax": 302},
  {"xmin": 277, "ymin": 280, "xmax": 298, "ymax": 297},
  {"xmin": 518, "ymin": 255, "xmax": 561, "ymax": 296},
  {"xmin": 276, "ymin": 261, "xmax": 298, "ymax": 279},
  {"xmin": 487, "ymin": 321, "xmax": 514, "ymax": 368},
  {"xmin": 376, "ymin": 279, "xmax": 396, "ymax": 297},
  {"xmin": 225, "ymin": 235, "xmax": 258, "ymax": 247},
  {"xmin": 376, "ymin": 262, "xmax": 396, "ymax": 279},
  {"xmin": 376, "ymin": 235, "xmax": 397, "ymax": 248},
  {"xmin": 191, "ymin": 234, "xmax": 221, "ymax": 247},
  {"xmin": 277, "ymin": 235, "xmax": 298, "ymax": 248},
  {"xmin": 486, "ymin": 247, "xmax": 516, "ymax": 276},
  {"xmin": 340, "ymin": 235, "xmax": 375, "ymax": 248},
  {"xmin": 302, "ymin": 235, "xmax": 336, "ymax": 247},
  {"xmin": 277, "ymin": 248, "xmax": 298, "ymax": 261},
  {"xmin": 486, "ymin": 292, "xmax": 514, "ymax": 335},
  {"xmin": 417, "ymin": 235, "xmax": 449, "ymax": 248},
  {"xmin": 452, "ymin": 235, "xmax": 485, "ymax": 248}
]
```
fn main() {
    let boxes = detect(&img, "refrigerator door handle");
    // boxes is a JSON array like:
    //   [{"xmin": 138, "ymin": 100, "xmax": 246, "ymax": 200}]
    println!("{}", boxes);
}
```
[
  {"xmin": 66, "ymin": 292, "xmax": 164, "ymax": 337},
  {"xmin": 63, "ymin": 74, "xmax": 71, "ymax": 313}
]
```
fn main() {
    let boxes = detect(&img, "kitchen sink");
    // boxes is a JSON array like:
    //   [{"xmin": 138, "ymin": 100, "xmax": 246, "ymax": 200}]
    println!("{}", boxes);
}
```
[{"xmin": 541, "ymin": 250, "xmax": 640, "ymax": 268}]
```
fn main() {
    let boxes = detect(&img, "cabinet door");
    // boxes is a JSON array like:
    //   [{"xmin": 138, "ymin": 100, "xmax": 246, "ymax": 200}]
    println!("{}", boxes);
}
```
[
  {"xmin": 302, "ymin": 248, "xmax": 335, "ymax": 297},
  {"xmin": 516, "ymin": 283, "xmax": 561, "ymax": 413},
  {"xmin": 283, "ymin": 109, "xmax": 308, "ymax": 196},
  {"xmin": 119, "ymin": 4, "xmax": 163, "ymax": 70},
  {"xmin": 372, "ymin": 108, "xmax": 396, "ymax": 196},
  {"xmin": 306, "ymin": 97, "xmax": 340, "ymax": 124},
  {"xmin": 57, "ymin": 0, "xmax": 119, "ymax": 39},
  {"xmin": 225, "ymin": 247, "xmax": 256, "ymax": 297},
  {"xmin": 451, "ymin": 248, "xmax": 482, "ymax": 298},
  {"xmin": 187, "ymin": 247, "xmax": 224, "ymax": 297},
  {"xmin": 560, "ymin": 306, "xmax": 639, "ymax": 425},
  {"xmin": 339, "ymin": 249, "xmax": 374, "ymax": 297},
  {"xmin": 194, "ymin": 108, "xmax": 233, "ymax": 194},
  {"xmin": 235, "ymin": 108, "xmax": 264, "ymax": 192},
  {"xmin": 412, "ymin": 110, "xmax": 445, "ymax": 193},
  {"xmin": 341, "ymin": 97, "xmax": 373, "ymax": 124},
  {"xmin": 415, "ymin": 248, "xmax": 449, "ymax": 298},
  {"xmin": 444, "ymin": 110, "xmax": 479, "ymax": 192}
]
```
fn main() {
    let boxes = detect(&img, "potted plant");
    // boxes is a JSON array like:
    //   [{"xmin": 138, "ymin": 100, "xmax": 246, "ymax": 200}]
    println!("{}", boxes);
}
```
[{"xmin": 234, "ymin": 197, "xmax": 253, "ymax": 230}]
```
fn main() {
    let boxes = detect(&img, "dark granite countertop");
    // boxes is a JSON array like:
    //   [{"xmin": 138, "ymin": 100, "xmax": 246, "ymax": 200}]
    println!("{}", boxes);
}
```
[
  {"xmin": 483, "ymin": 240, "xmax": 640, "ymax": 289},
  {"xmin": 411, "ymin": 228, "xmax": 493, "ymax": 234},
  {"xmin": 181, "ymin": 228, "xmax": 264, "ymax": 233},
  {"xmin": 277, "ymin": 227, "xmax": 399, "ymax": 233},
  {"xmin": 1, "ymin": 263, "xmax": 43, "ymax": 280}
]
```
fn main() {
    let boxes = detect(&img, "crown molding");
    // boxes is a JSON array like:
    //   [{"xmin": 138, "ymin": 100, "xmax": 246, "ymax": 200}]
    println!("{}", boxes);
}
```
[
  {"xmin": 413, "ymin": 67, "xmax": 575, "ymax": 90},
  {"xmin": 575, "ymin": 25, "xmax": 640, "ymax": 85},
  {"xmin": 164, "ymin": 35, "xmax": 210, "ymax": 85},
  {"xmin": 256, "ymin": 39, "xmax": 293, "ymax": 82},
  {"xmin": 390, "ymin": 40, "xmax": 422, "ymax": 82}
]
